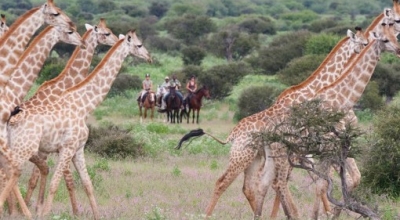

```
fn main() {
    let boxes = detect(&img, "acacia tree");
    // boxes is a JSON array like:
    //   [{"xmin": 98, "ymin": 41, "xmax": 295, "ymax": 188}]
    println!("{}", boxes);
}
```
[{"xmin": 257, "ymin": 100, "xmax": 379, "ymax": 219}]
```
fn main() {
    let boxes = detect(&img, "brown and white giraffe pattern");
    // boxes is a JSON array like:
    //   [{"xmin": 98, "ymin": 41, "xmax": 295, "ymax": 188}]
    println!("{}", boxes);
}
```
[{"xmin": 3, "ymin": 30, "xmax": 151, "ymax": 219}]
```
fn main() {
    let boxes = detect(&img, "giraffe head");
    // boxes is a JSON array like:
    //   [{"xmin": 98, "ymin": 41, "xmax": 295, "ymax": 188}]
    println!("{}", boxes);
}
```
[
  {"xmin": 347, "ymin": 26, "xmax": 368, "ymax": 54},
  {"xmin": 0, "ymin": 14, "xmax": 8, "ymax": 36},
  {"xmin": 392, "ymin": 0, "xmax": 400, "ymax": 34},
  {"xmin": 369, "ymin": 18, "xmax": 400, "ymax": 57},
  {"xmin": 56, "ymin": 21, "xmax": 85, "ymax": 48},
  {"xmin": 40, "ymin": 0, "xmax": 74, "ymax": 29},
  {"xmin": 84, "ymin": 18, "xmax": 118, "ymax": 46},
  {"xmin": 119, "ymin": 30, "xmax": 152, "ymax": 63}
]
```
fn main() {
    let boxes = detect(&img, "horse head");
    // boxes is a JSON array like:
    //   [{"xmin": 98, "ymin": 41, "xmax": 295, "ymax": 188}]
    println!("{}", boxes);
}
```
[
  {"xmin": 149, "ymin": 92, "xmax": 155, "ymax": 103},
  {"xmin": 201, "ymin": 85, "xmax": 211, "ymax": 99}
]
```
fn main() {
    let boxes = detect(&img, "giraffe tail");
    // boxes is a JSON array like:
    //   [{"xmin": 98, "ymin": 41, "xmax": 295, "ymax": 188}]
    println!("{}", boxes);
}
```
[{"xmin": 175, "ymin": 129, "xmax": 228, "ymax": 149}]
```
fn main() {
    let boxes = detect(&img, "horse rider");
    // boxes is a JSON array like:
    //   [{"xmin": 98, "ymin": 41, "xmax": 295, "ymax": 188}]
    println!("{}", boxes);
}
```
[
  {"xmin": 137, "ymin": 73, "xmax": 153, "ymax": 107},
  {"xmin": 159, "ymin": 76, "xmax": 170, "ymax": 107},
  {"xmin": 160, "ymin": 74, "xmax": 184, "ymax": 110},
  {"xmin": 183, "ymin": 75, "xmax": 198, "ymax": 108}
]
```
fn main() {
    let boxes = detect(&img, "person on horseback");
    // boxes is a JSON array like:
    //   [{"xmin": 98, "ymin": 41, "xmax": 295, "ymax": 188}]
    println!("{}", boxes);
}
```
[
  {"xmin": 158, "ymin": 76, "xmax": 170, "ymax": 108},
  {"xmin": 159, "ymin": 74, "xmax": 183, "ymax": 110},
  {"xmin": 183, "ymin": 75, "xmax": 197, "ymax": 108},
  {"xmin": 137, "ymin": 73, "xmax": 153, "ymax": 107}
]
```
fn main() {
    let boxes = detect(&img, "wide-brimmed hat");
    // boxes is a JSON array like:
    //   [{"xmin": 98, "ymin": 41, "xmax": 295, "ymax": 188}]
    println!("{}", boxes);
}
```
[
  {"xmin": 145, "ymin": 73, "xmax": 150, "ymax": 77},
  {"xmin": 165, "ymin": 76, "xmax": 169, "ymax": 79}
]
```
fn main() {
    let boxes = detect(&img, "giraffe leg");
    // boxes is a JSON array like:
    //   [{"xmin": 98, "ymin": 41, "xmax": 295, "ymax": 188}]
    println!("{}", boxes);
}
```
[
  {"xmin": 12, "ymin": 185, "xmax": 32, "ymax": 219},
  {"xmin": 206, "ymin": 147, "xmax": 257, "ymax": 217},
  {"xmin": 6, "ymin": 191, "xmax": 17, "ymax": 216},
  {"xmin": 270, "ymin": 193, "xmax": 281, "ymax": 219},
  {"xmin": 39, "ymin": 149, "xmax": 74, "ymax": 217},
  {"xmin": 243, "ymin": 154, "xmax": 263, "ymax": 213},
  {"xmin": 27, "ymin": 154, "xmax": 49, "ymax": 211},
  {"xmin": 72, "ymin": 148, "xmax": 99, "ymax": 219},
  {"xmin": 63, "ymin": 164, "xmax": 79, "ymax": 216},
  {"xmin": 24, "ymin": 166, "xmax": 40, "ymax": 206}
]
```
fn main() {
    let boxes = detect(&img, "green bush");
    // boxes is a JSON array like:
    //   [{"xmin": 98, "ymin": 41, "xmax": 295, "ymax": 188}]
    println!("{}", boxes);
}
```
[
  {"xmin": 371, "ymin": 63, "xmax": 400, "ymax": 100},
  {"xmin": 181, "ymin": 46, "xmax": 206, "ymax": 66},
  {"xmin": 37, "ymin": 58, "xmax": 67, "ymax": 85},
  {"xmin": 357, "ymin": 81, "xmax": 384, "ymax": 112},
  {"xmin": 246, "ymin": 30, "xmax": 312, "ymax": 75},
  {"xmin": 238, "ymin": 16, "xmax": 276, "ymax": 35},
  {"xmin": 362, "ymin": 104, "xmax": 400, "ymax": 197},
  {"xmin": 85, "ymin": 125, "xmax": 145, "ymax": 159},
  {"xmin": 108, "ymin": 74, "xmax": 142, "ymax": 98},
  {"xmin": 305, "ymin": 33, "xmax": 341, "ymax": 55},
  {"xmin": 235, "ymin": 85, "xmax": 283, "ymax": 121},
  {"xmin": 147, "ymin": 36, "xmax": 181, "ymax": 53},
  {"xmin": 277, "ymin": 54, "xmax": 326, "ymax": 86},
  {"xmin": 197, "ymin": 62, "xmax": 252, "ymax": 99}
]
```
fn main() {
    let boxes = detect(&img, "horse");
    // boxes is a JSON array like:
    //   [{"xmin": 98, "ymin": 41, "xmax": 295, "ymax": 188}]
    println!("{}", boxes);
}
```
[
  {"xmin": 155, "ymin": 85, "xmax": 166, "ymax": 108},
  {"xmin": 139, "ymin": 91, "xmax": 156, "ymax": 120},
  {"xmin": 182, "ymin": 85, "xmax": 210, "ymax": 124},
  {"xmin": 165, "ymin": 86, "xmax": 182, "ymax": 123}
]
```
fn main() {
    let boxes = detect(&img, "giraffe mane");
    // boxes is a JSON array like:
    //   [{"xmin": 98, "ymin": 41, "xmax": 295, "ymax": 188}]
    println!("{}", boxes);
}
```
[
  {"xmin": 0, "ymin": 7, "xmax": 40, "ymax": 44},
  {"xmin": 64, "ymin": 39, "xmax": 124, "ymax": 93},
  {"xmin": 37, "ymin": 29, "xmax": 94, "ymax": 89},
  {"xmin": 276, "ymin": 36, "xmax": 351, "ymax": 101},
  {"xmin": 365, "ymin": 13, "xmax": 384, "ymax": 34},
  {"xmin": 316, "ymin": 39, "xmax": 376, "ymax": 94}
]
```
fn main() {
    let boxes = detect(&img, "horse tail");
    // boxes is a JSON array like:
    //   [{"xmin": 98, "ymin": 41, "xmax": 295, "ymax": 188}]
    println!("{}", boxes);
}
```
[{"xmin": 176, "ymin": 128, "xmax": 228, "ymax": 149}]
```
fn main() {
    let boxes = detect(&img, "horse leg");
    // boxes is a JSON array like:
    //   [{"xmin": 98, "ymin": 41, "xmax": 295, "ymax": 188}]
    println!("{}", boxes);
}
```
[
  {"xmin": 196, "ymin": 109, "xmax": 200, "ymax": 124},
  {"xmin": 192, "ymin": 108, "xmax": 196, "ymax": 123},
  {"xmin": 187, "ymin": 108, "xmax": 191, "ymax": 124}
]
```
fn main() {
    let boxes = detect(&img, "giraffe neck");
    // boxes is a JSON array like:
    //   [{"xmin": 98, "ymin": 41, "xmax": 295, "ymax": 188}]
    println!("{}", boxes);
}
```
[
  {"xmin": 2, "ymin": 26, "xmax": 64, "ymax": 109},
  {"xmin": 276, "ymin": 37, "xmax": 356, "ymax": 105},
  {"xmin": 316, "ymin": 40, "xmax": 381, "ymax": 109},
  {"xmin": 62, "ymin": 39, "xmax": 128, "ymax": 115},
  {"xmin": 0, "ymin": 7, "xmax": 44, "ymax": 79},
  {"xmin": 23, "ymin": 29, "xmax": 98, "ymax": 108}
]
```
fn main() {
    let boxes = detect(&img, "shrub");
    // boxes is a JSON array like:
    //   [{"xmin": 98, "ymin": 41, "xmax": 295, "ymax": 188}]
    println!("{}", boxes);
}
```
[
  {"xmin": 37, "ymin": 58, "xmax": 67, "ymax": 85},
  {"xmin": 305, "ymin": 33, "xmax": 341, "ymax": 55},
  {"xmin": 181, "ymin": 46, "xmax": 206, "ymax": 66},
  {"xmin": 85, "ymin": 125, "xmax": 145, "ymax": 159},
  {"xmin": 108, "ymin": 74, "xmax": 142, "ymax": 98},
  {"xmin": 362, "ymin": 104, "xmax": 400, "ymax": 197},
  {"xmin": 197, "ymin": 62, "xmax": 252, "ymax": 99},
  {"xmin": 246, "ymin": 30, "xmax": 312, "ymax": 75},
  {"xmin": 238, "ymin": 16, "xmax": 276, "ymax": 35},
  {"xmin": 147, "ymin": 36, "xmax": 181, "ymax": 53},
  {"xmin": 357, "ymin": 81, "xmax": 384, "ymax": 112},
  {"xmin": 235, "ymin": 85, "xmax": 283, "ymax": 121},
  {"xmin": 277, "ymin": 54, "xmax": 326, "ymax": 86},
  {"xmin": 308, "ymin": 18, "xmax": 338, "ymax": 33},
  {"xmin": 371, "ymin": 62, "xmax": 400, "ymax": 100}
]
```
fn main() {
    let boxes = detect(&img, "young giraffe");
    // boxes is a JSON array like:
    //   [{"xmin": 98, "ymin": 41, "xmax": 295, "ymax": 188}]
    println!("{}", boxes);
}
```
[
  {"xmin": 0, "ymin": 14, "xmax": 9, "ymax": 38},
  {"xmin": 176, "ymin": 13, "xmax": 398, "ymax": 220},
  {"xmin": 4, "ymin": 30, "xmax": 151, "ymax": 219},
  {"xmin": 22, "ymin": 18, "xmax": 118, "ymax": 215},
  {"xmin": 0, "ymin": 0, "xmax": 73, "ymax": 81}
]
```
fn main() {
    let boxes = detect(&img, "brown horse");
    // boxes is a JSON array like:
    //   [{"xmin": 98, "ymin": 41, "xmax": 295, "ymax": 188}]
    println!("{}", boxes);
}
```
[
  {"xmin": 182, "ymin": 85, "xmax": 210, "ymax": 124},
  {"xmin": 139, "ymin": 91, "xmax": 156, "ymax": 120}
]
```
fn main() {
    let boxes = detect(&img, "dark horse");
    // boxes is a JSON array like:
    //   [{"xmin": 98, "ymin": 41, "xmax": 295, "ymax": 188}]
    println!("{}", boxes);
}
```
[
  {"xmin": 139, "ymin": 91, "xmax": 156, "ymax": 120},
  {"xmin": 181, "ymin": 85, "xmax": 210, "ymax": 124},
  {"xmin": 165, "ymin": 86, "xmax": 182, "ymax": 123}
]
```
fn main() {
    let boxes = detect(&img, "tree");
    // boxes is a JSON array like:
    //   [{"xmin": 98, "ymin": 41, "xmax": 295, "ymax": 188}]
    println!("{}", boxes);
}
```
[
  {"xmin": 164, "ymin": 14, "xmax": 216, "ymax": 44},
  {"xmin": 357, "ymin": 81, "xmax": 384, "ymax": 112},
  {"xmin": 305, "ymin": 33, "xmax": 341, "ymax": 55},
  {"xmin": 246, "ymin": 30, "xmax": 312, "ymax": 75},
  {"xmin": 181, "ymin": 46, "xmax": 206, "ymax": 66},
  {"xmin": 258, "ymin": 99, "xmax": 379, "ymax": 219},
  {"xmin": 149, "ymin": 2, "xmax": 169, "ymax": 18},
  {"xmin": 235, "ymin": 85, "xmax": 283, "ymax": 121},
  {"xmin": 238, "ymin": 16, "xmax": 276, "ymax": 35}
]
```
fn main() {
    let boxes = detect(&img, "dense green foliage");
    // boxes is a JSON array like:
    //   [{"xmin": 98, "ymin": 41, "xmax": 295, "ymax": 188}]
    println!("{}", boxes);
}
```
[
  {"xmin": 235, "ymin": 85, "xmax": 283, "ymax": 121},
  {"xmin": 108, "ymin": 74, "xmax": 142, "ymax": 98},
  {"xmin": 357, "ymin": 81, "xmax": 384, "ymax": 112},
  {"xmin": 86, "ymin": 125, "xmax": 145, "ymax": 159},
  {"xmin": 181, "ymin": 46, "xmax": 206, "ymax": 66},
  {"xmin": 362, "ymin": 103, "xmax": 400, "ymax": 197}
]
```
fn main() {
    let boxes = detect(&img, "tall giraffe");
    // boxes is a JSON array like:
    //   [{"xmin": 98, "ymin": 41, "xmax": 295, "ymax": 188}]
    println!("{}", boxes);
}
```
[
  {"xmin": 176, "ymin": 14, "xmax": 398, "ymax": 220},
  {"xmin": 22, "ymin": 18, "xmax": 118, "ymax": 215},
  {"xmin": 4, "ymin": 30, "xmax": 151, "ymax": 219},
  {"xmin": 0, "ymin": 20, "xmax": 83, "ymax": 219},
  {"xmin": 0, "ymin": 14, "xmax": 9, "ymax": 37},
  {"xmin": 0, "ymin": 0, "xmax": 74, "ymax": 81}
]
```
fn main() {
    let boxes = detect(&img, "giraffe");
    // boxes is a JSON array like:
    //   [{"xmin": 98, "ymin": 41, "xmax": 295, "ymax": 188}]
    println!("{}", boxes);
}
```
[
  {"xmin": 0, "ymin": 21, "xmax": 83, "ymax": 218},
  {"xmin": 0, "ymin": 14, "xmax": 9, "ymax": 38},
  {"xmin": 3, "ymin": 30, "xmax": 151, "ymax": 219},
  {"xmin": 21, "ymin": 18, "xmax": 118, "ymax": 215},
  {"xmin": 0, "ymin": 0, "xmax": 74, "ymax": 82},
  {"xmin": 175, "ymin": 14, "xmax": 398, "ymax": 220}
]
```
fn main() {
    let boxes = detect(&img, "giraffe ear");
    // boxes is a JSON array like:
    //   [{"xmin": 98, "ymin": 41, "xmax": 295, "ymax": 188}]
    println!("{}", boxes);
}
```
[
  {"xmin": 118, "ymin": 34, "xmax": 125, "ymax": 40},
  {"xmin": 85, "ymin": 24, "xmax": 94, "ymax": 31},
  {"xmin": 384, "ymin": 8, "xmax": 393, "ymax": 18},
  {"xmin": 369, "ymin": 31, "xmax": 379, "ymax": 39},
  {"xmin": 347, "ymin": 29, "xmax": 355, "ymax": 39}
]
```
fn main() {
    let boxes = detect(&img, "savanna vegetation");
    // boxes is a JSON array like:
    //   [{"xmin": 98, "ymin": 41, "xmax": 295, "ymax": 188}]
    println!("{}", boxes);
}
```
[{"xmin": 2, "ymin": 0, "xmax": 400, "ymax": 219}]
